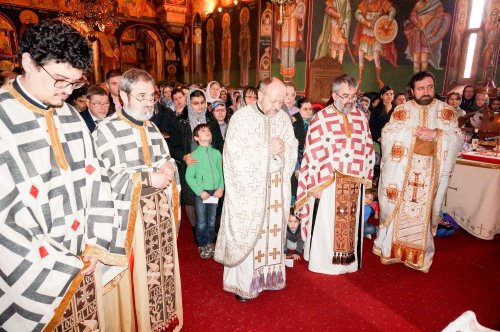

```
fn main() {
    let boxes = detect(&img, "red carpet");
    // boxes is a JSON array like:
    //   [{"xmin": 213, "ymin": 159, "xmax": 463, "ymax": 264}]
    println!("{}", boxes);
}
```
[{"xmin": 177, "ymin": 213, "xmax": 499, "ymax": 331}]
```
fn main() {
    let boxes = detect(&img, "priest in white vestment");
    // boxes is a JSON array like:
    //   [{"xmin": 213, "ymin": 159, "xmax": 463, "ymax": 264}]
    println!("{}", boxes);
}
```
[
  {"xmin": 0, "ymin": 20, "xmax": 127, "ymax": 331},
  {"xmin": 296, "ymin": 74, "xmax": 374, "ymax": 275},
  {"xmin": 374, "ymin": 71, "xmax": 462, "ymax": 272},
  {"xmin": 215, "ymin": 78, "xmax": 297, "ymax": 301},
  {"xmin": 94, "ymin": 69, "xmax": 183, "ymax": 330}
]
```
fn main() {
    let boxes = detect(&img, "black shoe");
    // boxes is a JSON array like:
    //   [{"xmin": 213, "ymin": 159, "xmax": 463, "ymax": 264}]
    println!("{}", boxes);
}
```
[{"xmin": 235, "ymin": 294, "xmax": 250, "ymax": 302}]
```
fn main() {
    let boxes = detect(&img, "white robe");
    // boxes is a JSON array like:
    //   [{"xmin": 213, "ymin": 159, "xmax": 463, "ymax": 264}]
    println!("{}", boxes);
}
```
[
  {"xmin": 215, "ymin": 104, "xmax": 297, "ymax": 298},
  {"xmin": 303, "ymin": 182, "xmax": 364, "ymax": 275},
  {"xmin": 374, "ymin": 99, "xmax": 462, "ymax": 272}
]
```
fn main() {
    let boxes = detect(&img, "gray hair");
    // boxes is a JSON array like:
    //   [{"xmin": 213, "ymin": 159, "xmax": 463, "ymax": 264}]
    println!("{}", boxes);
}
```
[
  {"xmin": 119, "ymin": 68, "xmax": 154, "ymax": 94},
  {"xmin": 258, "ymin": 77, "xmax": 283, "ymax": 93},
  {"xmin": 331, "ymin": 74, "xmax": 358, "ymax": 94}
]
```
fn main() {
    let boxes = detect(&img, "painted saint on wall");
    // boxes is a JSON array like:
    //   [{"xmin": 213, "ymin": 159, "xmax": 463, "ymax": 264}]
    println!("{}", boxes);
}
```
[
  {"xmin": 206, "ymin": 18, "xmax": 215, "ymax": 82},
  {"xmin": 221, "ymin": 13, "xmax": 232, "ymax": 86},
  {"xmin": 404, "ymin": 0, "xmax": 451, "ymax": 73},
  {"xmin": 180, "ymin": 25, "xmax": 191, "ymax": 83},
  {"xmin": 277, "ymin": 1, "xmax": 306, "ymax": 81},
  {"xmin": 165, "ymin": 38, "xmax": 177, "ymax": 61},
  {"xmin": 352, "ymin": 0, "xmax": 398, "ymax": 88},
  {"xmin": 314, "ymin": 0, "xmax": 351, "ymax": 64},
  {"xmin": 239, "ymin": 7, "xmax": 251, "ymax": 87}
]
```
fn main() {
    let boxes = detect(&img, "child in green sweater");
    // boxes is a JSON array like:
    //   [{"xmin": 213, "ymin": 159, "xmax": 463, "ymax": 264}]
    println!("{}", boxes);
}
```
[{"xmin": 186, "ymin": 124, "xmax": 224, "ymax": 259}]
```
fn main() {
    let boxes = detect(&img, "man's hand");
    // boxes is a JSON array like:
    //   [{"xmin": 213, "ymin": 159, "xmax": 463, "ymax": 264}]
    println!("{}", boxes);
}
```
[
  {"xmin": 183, "ymin": 153, "xmax": 197, "ymax": 166},
  {"xmin": 200, "ymin": 191, "xmax": 210, "ymax": 200},
  {"xmin": 150, "ymin": 172, "xmax": 171, "ymax": 189},
  {"xmin": 292, "ymin": 254, "xmax": 301, "ymax": 261},
  {"xmin": 270, "ymin": 137, "xmax": 285, "ymax": 155},
  {"xmin": 214, "ymin": 188, "xmax": 224, "ymax": 198},
  {"xmin": 159, "ymin": 163, "xmax": 175, "ymax": 184},
  {"xmin": 415, "ymin": 126, "xmax": 436, "ymax": 141},
  {"xmin": 313, "ymin": 191, "xmax": 322, "ymax": 199},
  {"xmin": 159, "ymin": 162, "xmax": 175, "ymax": 175},
  {"xmin": 81, "ymin": 255, "xmax": 98, "ymax": 275}
]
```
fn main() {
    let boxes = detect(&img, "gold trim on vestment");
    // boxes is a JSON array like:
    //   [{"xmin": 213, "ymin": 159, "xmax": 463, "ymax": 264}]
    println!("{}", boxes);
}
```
[
  {"xmin": 373, "ymin": 244, "xmax": 431, "ymax": 273},
  {"xmin": 295, "ymin": 170, "xmax": 372, "ymax": 212},
  {"xmin": 44, "ymin": 261, "xmax": 89, "ymax": 331},
  {"xmin": 294, "ymin": 176, "xmax": 335, "ymax": 211},
  {"xmin": 83, "ymin": 244, "xmax": 128, "ymax": 266},
  {"xmin": 4, "ymin": 84, "xmax": 69, "ymax": 170},
  {"xmin": 116, "ymin": 110, "xmax": 152, "ymax": 166},
  {"xmin": 330, "ymin": 105, "xmax": 351, "ymax": 138},
  {"xmin": 171, "ymin": 178, "xmax": 180, "ymax": 235},
  {"xmin": 103, "ymin": 270, "xmax": 127, "ymax": 294},
  {"xmin": 124, "ymin": 172, "xmax": 142, "ymax": 257}
]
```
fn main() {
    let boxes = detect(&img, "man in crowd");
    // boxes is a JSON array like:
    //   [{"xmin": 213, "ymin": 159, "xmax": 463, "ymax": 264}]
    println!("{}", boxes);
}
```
[
  {"xmin": 0, "ymin": 20, "xmax": 126, "ymax": 330},
  {"xmin": 296, "ymin": 74, "xmax": 374, "ymax": 275},
  {"xmin": 105, "ymin": 68, "xmax": 122, "ymax": 114},
  {"xmin": 215, "ymin": 77, "xmax": 297, "ymax": 301},
  {"xmin": 374, "ymin": 71, "xmax": 462, "ymax": 272},
  {"xmin": 93, "ymin": 68, "xmax": 183, "ymax": 330},
  {"xmin": 80, "ymin": 85, "xmax": 110, "ymax": 132}
]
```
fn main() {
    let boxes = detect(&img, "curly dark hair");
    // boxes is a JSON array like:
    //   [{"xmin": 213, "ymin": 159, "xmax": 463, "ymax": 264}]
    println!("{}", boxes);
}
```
[{"xmin": 18, "ymin": 19, "xmax": 93, "ymax": 71}]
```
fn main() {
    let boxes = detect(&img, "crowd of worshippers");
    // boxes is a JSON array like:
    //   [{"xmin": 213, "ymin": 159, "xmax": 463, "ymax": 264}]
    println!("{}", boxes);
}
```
[{"xmin": 0, "ymin": 19, "xmax": 493, "ymax": 330}]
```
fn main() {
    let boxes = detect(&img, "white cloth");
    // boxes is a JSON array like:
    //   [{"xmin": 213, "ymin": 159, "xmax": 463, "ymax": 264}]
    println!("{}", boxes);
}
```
[
  {"xmin": 442, "ymin": 311, "xmax": 497, "ymax": 332},
  {"xmin": 303, "ymin": 183, "xmax": 364, "ymax": 275}
]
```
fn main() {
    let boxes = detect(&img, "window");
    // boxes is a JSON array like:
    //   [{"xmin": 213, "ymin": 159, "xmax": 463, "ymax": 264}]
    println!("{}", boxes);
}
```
[{"xmin": 460, "ymin": 0, "xmax": 486, "ymax": 81}]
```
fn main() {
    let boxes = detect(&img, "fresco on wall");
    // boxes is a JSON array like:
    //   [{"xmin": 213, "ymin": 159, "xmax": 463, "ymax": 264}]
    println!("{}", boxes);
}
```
[
  {"xmin": 444, "ymin": 0, "xmax": 469, "ymax": 91},
  {"xmin": 308, "ymin": 0, "xmax": 456, "ymax": 93},
  {"xmin": 206, "ymin": 18, "xmax": 215, "ymax": 82},
  {"xmin": 272, "ymin": 0, "xmax": 308, "ymax": 89},
  {"xmin": 239, "ymin": 7, "xmax": 251, "ymax": 86},
  {"xmin": 258, "ymin": 2, "xmax": 273, "ymax": 81},
  {"xmin": 221, "ymin": 12, "xmax": 232, "ymax": 86},
  {"xmin": 118, "ymin": 0, "xmax": 156, "ymax": 20},
  {"xmin": 479, "ymin": 0, "xmax": 500, "ymax": 84},
  {"xmin": 180, "ymin": 25, "xmax": 191, "ymax": 83}
]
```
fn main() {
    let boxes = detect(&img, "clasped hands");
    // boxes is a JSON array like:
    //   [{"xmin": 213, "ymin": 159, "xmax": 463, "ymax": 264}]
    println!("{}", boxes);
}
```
[
  {"xmin": 150, "ymin": 162, "xmax": 175, "ymax": 189},
  {"xmin": 415, "ymin": 126, "xmax": 437, "ymax": 141},
  {"xmin": 271, "ymin": 137, "xmax": 285, "ymax": 155}
]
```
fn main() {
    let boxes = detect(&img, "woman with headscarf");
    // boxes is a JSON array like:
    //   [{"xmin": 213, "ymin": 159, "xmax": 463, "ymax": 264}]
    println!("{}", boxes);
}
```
[
  {"xmin": 229, "ymin": 89, "xmax": 243, "ymax": 112},
  {"xmin": 205, "ymin": 80, "xmax": 221, "ymax": 106},
  {"xmin": 168, "ymin": 88, "xmax": 210, "ymax": 243},
  {"xmin": 459, "ymin": 84, "xmax": 476, "ymax": 113}
]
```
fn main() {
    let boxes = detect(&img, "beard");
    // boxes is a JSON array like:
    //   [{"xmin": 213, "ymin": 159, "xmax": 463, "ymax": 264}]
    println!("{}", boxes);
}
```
[
  {"xmin": 415, "ymin": 95, "xmax": 433, "ymax": 106},
  {"xmin": 128, "ymin": 106, "xmax": 155, "ymax": 121},
  {"xmin": 334, "ymin": 99, "xmax": 354, "ymax": 114}
]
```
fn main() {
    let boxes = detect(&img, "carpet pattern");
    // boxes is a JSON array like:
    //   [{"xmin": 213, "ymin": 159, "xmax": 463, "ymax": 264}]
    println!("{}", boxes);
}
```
[{"xmin": 177, "ymin": 213, "xmax": 499, "ymax": 331}]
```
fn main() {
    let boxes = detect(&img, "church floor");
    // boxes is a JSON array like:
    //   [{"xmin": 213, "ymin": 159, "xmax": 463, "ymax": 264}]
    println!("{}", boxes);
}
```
[{"xmin": 177, "ymin": 211, "xmax": 499, "ymax": 331}]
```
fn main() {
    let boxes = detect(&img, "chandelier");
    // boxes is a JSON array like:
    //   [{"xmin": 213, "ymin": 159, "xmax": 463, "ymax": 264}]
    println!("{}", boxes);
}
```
[
  {"xmin": 59, "ymin": 0, "xmax": 124, "ymax": 32},
  {"xmin": 271, "ymin": 0, "xmax": 293, "ymax": 26}
]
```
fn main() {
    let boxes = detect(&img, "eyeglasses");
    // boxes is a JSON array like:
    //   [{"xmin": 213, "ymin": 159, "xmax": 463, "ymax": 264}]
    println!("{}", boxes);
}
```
[
  {"xmin": 90, "ymin": 102, "xmax": 110, "ymax": 107},
  {"xmin": 129, "ymin": 93, "xmax": 157, "ymax": 103},
  {"xmin": 40, "ymin": 66, "xmax": 86, "ymax": 89},
  {"xmin": 335, "ymin": 92, "xmax": 357, "ymax": 101}
]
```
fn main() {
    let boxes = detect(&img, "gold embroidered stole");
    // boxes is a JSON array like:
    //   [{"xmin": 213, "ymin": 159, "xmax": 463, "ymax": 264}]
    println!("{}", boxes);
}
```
[
  {"xmin": 4, "ymin": 84, "xmax": 69, "ymax": 170},
  {"xmin": 391, "ymin": 136, "xmax": 440, "ymax": 269},
  {"xmin": 333, "ymin": 175, "xmax": 360, "ymax": 265}
]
